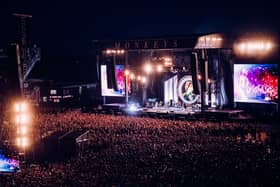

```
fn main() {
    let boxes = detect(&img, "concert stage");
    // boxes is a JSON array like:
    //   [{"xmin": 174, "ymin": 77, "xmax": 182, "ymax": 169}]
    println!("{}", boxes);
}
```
[
  {"xmin": 94, "ymin": 34, "xmax": 279, "ymax": 120},
  {"xmin": 100, "ymin": 103, "xmax": 248, "ymax": 121},
  {"xmin": 141, "ymin": 107, "xmax": 245, "ymax": 121}
]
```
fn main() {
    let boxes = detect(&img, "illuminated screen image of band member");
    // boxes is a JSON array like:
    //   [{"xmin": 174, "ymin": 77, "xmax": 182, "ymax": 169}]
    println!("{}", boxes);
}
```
[{"xmin": 234, "ymin": 64, "xmax": 278, "ymax": 103}]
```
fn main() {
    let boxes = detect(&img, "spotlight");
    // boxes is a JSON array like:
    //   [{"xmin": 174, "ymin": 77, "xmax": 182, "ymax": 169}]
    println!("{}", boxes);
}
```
[
  {"xmin": 234, "ymin": 38, "xmax": 275, "ymax": 57},
  {"xmin": 20, "ymin": 103, "xmax": 27, "ymax": 113},
  {"xmin": 125, "ymin": 70, "xmax": 129, "ymax": 76},
  {"xmin": 144, "ymin": 63, "xmax": 153, "ymax": 74},
  {"xmin": 20, "ymin": 114, "xmax": 28, "ymax": 124},
  {"xmin": 21, "ymin": 137, "xmax": 28, "ymax": 148},
  {"xmin": 128, "ymin": 103, "xmax": 137, "ymax": 112},
  {"xmin": 14, "ymin": 102, "xmax": 28, "ymax": 113},
  {"xmin": 105, "ymin": 49, "xmax": 111, "ymax": 55},
  {"xmin": 137, "ymin": 75, "xmax": 141, "ymax": 81},
  {"xmin": 20, "ymin": 126, "xmax": 27, "ymax": 135},
  {"xmin": 16, "ymin": 137, "xmax": 29, "ymax": 148},
  {"xmin": 141, "ymin": 77, "xmax": 147, "ymax": 83},
  {"xmin": 265, "ymin": 42, "xmax": 272, "ymax": 50},
  {"xmin": 15, "ymin": 115, "xmax": 20, "ymax": 124},
  {"xmin": 16, "ymin": 138, "xmax": 21, "ymax": 147},
  {"xmin": 15, "ymin": 103, "xmax": 20, "ymax": 112},
  {"xmin": 156, "ymin": 64, "xmax": 163, "ymax": 72}
]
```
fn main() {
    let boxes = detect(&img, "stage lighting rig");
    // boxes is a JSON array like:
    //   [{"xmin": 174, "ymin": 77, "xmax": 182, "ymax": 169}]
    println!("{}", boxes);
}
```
[
  {"xmin": 12, "ymin": 100, "xmax": 33, "ymax": 159},
  {"xmin": 234, "ymin": 38, "xmax": 275, "ymax": 58}
]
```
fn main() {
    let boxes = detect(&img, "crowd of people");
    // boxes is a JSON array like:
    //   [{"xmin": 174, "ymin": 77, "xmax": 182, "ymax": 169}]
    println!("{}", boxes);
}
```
[{"xmin": 1, "ymin": 109, "xmax": 280, "ymax": 186}]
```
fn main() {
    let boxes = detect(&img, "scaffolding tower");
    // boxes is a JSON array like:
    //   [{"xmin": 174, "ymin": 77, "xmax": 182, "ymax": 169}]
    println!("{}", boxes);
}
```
[{"xmin": 13, "ymin": 13, "xmax": 41, "ymax": 99}]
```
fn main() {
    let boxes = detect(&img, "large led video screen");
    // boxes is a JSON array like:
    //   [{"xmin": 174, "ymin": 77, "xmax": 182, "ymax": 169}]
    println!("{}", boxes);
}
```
[
  {"xmin": 164, "ymin": 75, "xmax": 178, "ymax": 104},
  {"xmin": 234, "ymin": 64, "xmax": 278, "ymax": 103},
  {"xmin": 101, "ymin": 65, "xmax": 130, "ymax": 97},
  {"xmin": 0, "ymin": 151, "xmax": 19, "ymax": 173}
]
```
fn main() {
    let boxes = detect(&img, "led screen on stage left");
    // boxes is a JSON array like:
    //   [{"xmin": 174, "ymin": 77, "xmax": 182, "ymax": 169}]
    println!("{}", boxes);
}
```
[
  {"xmin": 101, "ymin": 65, "xmax": 126, "ymax": 96},
  {"xmin": 0, "ymin": 151, "xmax": 19, "ymax": 173}
]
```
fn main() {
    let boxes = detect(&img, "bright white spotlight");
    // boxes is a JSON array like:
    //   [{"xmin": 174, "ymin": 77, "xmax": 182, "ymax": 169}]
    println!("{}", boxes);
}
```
[
  {"xmin": 21, "ymin": 137, "xmax": 28, "ymax": 147},
  {"xmin": 20, "ymin": 114, "xmax": 28, "ymax": 124},
  {"xmin": 137, "ymin": 75, "xmax": 141, "ymax": 81},
  {"xmin": 15, "ymin": 115, "xmax": 20, "ymax": 124},
  {"xmin": 16, "ymin": 138, "xmax": 21, "ymax": 147},
  {"xmin": 234, "ymin": 38, "xmax": 274, "ymax": 58},
  {"xmin": 266, "ymin": 42, "xmax": 272, "ymax": 50},
  {"xmin": 198, "ymin": 75, "xmax": 202, "ymax": 80},
  {"xmin": 141, "ymin": 77, "xmax": 147, "ymax": 83},
  {"xmin": 164, "ymin": 57, "xmax": 172, "ymax": 62},
  {"xmin": 125, "ymin": 70, "xmax": 129, "ymax": 76},
  {"xmin": 16, "ymin": 137, "xmax": 29, "ymax": 148},
  {"xmin": 212, "ymin": 37, "xmax": 217, "ymax": 41},
  {"xmin": 105, "ymin": 49, "xmax": 111, "ymax": 55},
  {"xmin": 20, "ymin": 103, "xmax": 27, "ymax": 113},
  {"xmin": 144, "ymin": 63, "xmax": 152, "ymax": 74},
  {"xmin": 20, "ymin": 126, "xmax": 27, "ymax": 135},
  {"xmin": 15, "ymin": 103, "xmax": 20, "ymax": 112},
  {"xmin": 156, "ymin": 64, "xmax": 163, "ymax": 72},
  {"xmin": 128, "ymin": 104, "xmax": 137, "ymax": 112},
  {"xmin": 130, "ymin": 73, "xmax": 135, "ymax": 79},
  {"xmin": 240, "ymin": 43, "xmax": 246, "ymax": 51}
]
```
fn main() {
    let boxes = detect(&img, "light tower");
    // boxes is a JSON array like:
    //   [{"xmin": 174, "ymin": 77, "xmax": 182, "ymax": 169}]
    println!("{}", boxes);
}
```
[{"xmin": 13, "ymin": 13, "xmax": 41, "ymax": 99}]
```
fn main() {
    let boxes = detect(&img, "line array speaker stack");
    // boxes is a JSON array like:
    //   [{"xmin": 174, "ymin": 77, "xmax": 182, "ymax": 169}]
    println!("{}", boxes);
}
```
[{"xmin": 191, "ymin": 53, "xmax": 200, "ymax": 94}]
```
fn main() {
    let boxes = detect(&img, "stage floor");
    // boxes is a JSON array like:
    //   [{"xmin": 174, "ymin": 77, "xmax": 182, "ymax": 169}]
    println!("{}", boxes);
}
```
[
  {"xmin": 100, "ymin": 104, "xmax": 252, "ymax": 121},
  {"xmin": 137, "ymin": 106, "xmax": 246, "ymax": 121}
]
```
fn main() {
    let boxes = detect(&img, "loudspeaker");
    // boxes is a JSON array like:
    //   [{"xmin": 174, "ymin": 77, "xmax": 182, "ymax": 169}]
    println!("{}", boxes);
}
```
[
  {"xmin": 191, "ymin": 53, "xmax": 200, "ymax": 94},
  {"xmin": 106, "ymin": 60, "xmax": 118, "ymax": 91},
  {"xmin": 201, "ymin": 60, "xmax": 208, "ymax": 92}
]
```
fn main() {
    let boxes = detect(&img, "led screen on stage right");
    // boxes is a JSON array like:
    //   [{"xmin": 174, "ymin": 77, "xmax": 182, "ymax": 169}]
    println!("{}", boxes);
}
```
[{"xmin": 234, "ymin": 64, "xmax": 278, "ymax": 103}]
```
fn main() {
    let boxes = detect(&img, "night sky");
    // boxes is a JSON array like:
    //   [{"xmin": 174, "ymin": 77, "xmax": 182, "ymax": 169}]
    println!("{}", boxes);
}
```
[{"xmin": 1, "ymin": 0, "xmax": 279, "ymax": 56}]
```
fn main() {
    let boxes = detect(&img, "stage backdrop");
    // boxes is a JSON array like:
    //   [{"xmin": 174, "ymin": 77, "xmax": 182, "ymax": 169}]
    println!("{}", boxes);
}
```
[
  {"xmin": 164, "ymin": 75, "xmax": 178, "ymax": 104},
  {"xmin": 164, "ymin": 75, "xmax": 200, "ymax": 105}
]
